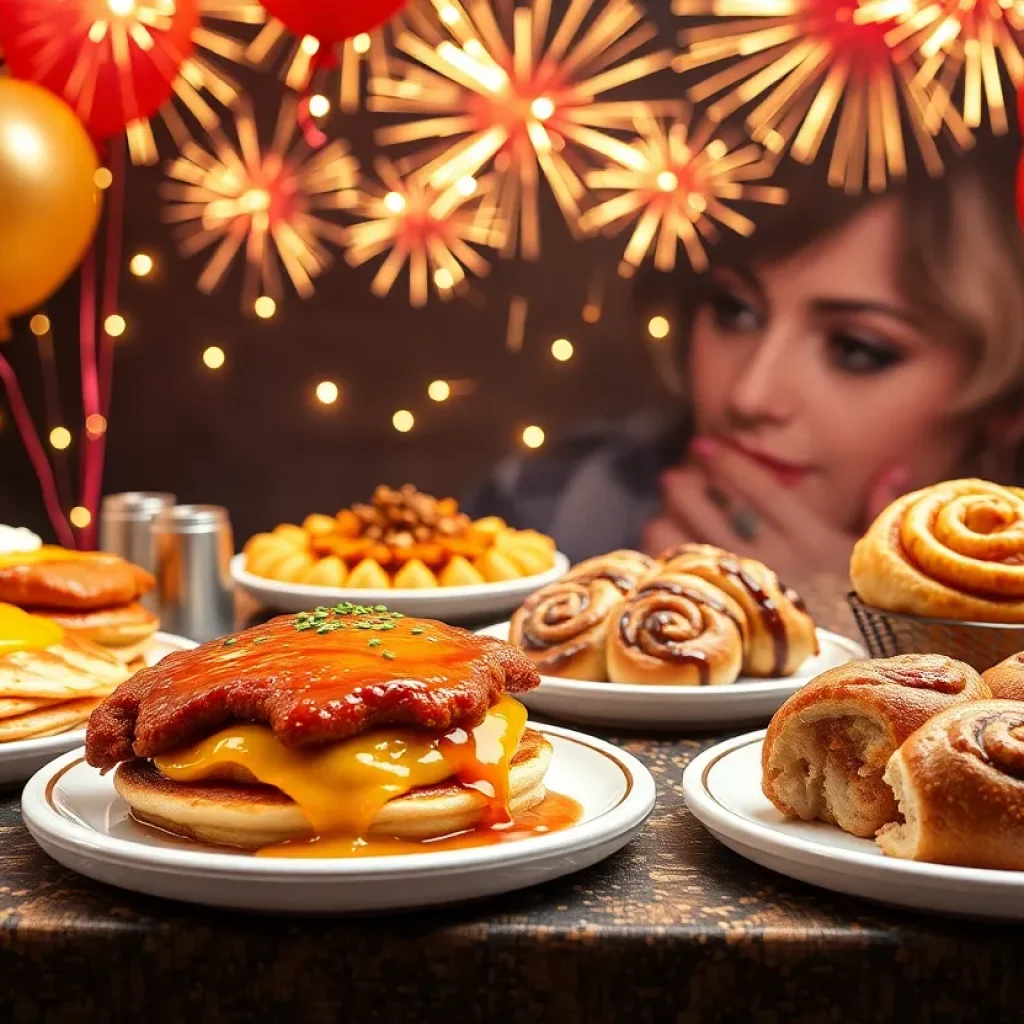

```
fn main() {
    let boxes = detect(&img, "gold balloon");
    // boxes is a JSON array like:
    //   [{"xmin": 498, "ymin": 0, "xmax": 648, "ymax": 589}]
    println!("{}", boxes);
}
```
[{"xmin": 0, "ymin": 80, "xmax": 101, "ymax": 335}]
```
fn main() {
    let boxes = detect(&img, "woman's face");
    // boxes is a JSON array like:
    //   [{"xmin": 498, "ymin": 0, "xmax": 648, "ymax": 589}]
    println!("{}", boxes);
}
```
[{"xmin": 689, "ymin": 200, "xmax": 973, "ymax": 531}]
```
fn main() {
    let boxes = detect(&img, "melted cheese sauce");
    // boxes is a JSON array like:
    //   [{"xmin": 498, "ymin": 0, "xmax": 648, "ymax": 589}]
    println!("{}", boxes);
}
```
[
  {"xmin": 155, "ymin": 696, "xmax": 529, "ymax": 842},
  {"xmin": 0, "ymin": 602, "xmax": 64, "ymax": 655}
]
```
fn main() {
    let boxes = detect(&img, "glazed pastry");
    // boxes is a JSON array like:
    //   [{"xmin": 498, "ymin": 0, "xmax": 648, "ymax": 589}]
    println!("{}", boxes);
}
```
[
  {"xmin": 660, "ymin": 544, "xmax": 817, "ymax": 677},
  {"xmin": 850, "ymin": 478, "xmax": 1024, "ymax": 622},
  {"xmin": 564, "ymin": 550, "xmax": 659, "ymax": 594},
  {"xmin": 509, "ymin": 576, "xmax": 624, "ymax": 680},
  {"xmin": 605, "ymin": 573, "xmax": 747, "ymax": 686},
  {"xmin": 299, "ymin": 556, "xmax": 348, "ymax": 588},
  {"xmin": 879, "ymin": 701, "xmax": 1024, "ymax": 869},
  {"xmin": 476, "ymin": 549, "xmax": 522, "ymax": 583},
  {"xmin": 347, "ymin": 558, "xmax": 391, "ymax": 589},
  {"xmin": 438, "ymin": 556, "xmax": 485, "ymax": 587},
  {"xmin": 392, "ymin": 559, "xmax": 439, "ymax": 589},
  {"xmin": 982, "ymin": 653, "xmax": 1024, "ymax": 701},
  {"xmin": 762, "ymin": 655, "xmax": 989, "ymax": 838}
]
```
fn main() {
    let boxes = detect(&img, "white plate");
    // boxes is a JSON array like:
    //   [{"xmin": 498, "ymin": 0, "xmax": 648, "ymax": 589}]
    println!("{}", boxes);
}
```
[
  {"xmin": 684, "ymin": 731, "xmax": 1024, "ymax": 920},
  {"xmin": 478, "ymin": 622, "xmax": 864, "ymax": 729},
  {"xmin": 0, "ymin": 632, "xmax": 197, "ymax": 788},
  {"xmin": 21, "ymin": 723, "xmax": 655, "ymax": 913},
  {"xmin": 230, "ymin": 551, "xmax": 570, "ymax": 621}
]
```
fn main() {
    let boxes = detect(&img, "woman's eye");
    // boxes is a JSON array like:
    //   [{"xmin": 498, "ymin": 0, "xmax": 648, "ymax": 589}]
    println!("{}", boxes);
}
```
[
  {"xmin": 709, "ymin": 289, "xmax": 760, "ymax": 332},
  {"xmin": 827, "ymin": 332, "xmax": 904, "ymax": 374}
]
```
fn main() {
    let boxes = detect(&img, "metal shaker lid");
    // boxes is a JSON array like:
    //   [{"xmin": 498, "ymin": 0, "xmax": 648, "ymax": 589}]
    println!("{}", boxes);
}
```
[
  {"xmin": 101, "ymin": 492, "xmax": 177, "ymax": 522},
  {"xmin": 152, "ymin": 504, "xmax": 230, "ymax": 534}
]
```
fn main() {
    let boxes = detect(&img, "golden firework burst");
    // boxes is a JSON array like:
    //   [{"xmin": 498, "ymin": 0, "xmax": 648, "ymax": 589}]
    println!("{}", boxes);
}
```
[
  {"xmin": 161, "ymin": 98, "xmax": 360, "ymax": 311},
  {"xmin": 342, "ymin": 160, "xmax": 495, "ymax": 307},
  {"xmin": 368, "ymin": 0, "xmax": 677, "ymax": 259},
  {"xmin": 581, "ymin": 112, "xmax": 788, "ymax": 274},
  {"xmin": 855, "ymin": 0, "xmax": 1024, "ymax": 133},
  {"xmin": 673, "ymin": 0, "xmax": 975, "ymax": 192}
]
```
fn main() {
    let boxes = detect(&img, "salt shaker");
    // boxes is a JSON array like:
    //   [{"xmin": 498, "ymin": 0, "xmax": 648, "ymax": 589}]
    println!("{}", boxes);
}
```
[
  {"xmin": 151, "ymin": 505, "xmax": 234, "ymax": 643},
  {"xmin": 99, "ymin": 492, "xmax": 176, "ymax": 611}
]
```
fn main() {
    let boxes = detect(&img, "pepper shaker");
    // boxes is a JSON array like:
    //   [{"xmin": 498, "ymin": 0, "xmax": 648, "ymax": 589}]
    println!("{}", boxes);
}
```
[{"xmin": 99, "ymin": 493, "xmax": 176, "ymax": 612}]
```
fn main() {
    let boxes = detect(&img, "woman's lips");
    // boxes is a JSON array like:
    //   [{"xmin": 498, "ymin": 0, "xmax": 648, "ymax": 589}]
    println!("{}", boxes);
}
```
[{"xmin": 717, "ymin": 437, "xmax": 811, "ymax": 488}]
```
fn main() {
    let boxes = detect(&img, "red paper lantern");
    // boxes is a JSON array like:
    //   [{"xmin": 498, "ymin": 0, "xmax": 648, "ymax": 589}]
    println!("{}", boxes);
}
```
[
  {"xmin": 0, "ymin": 0, "xmax": 197, "ymax": 143},
  {"xmin": 259, "ymin": 0, "xmax": 408, "ymax": 46}
]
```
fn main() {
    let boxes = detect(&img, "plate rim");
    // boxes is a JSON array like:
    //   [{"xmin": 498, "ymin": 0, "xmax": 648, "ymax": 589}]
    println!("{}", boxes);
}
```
[
  {"xmin": 229, "ymin": 551, "xmax": 570, "ymax": 603},
  {"xmin": 684, "ymin": 731, "xmax": 1024, "ymax": 889},
  {"xmin": 479, "ymin": 622, "xmax": 865, "ymax": 697},
  {"xmin": 0, "ymin": 631, "xmax": 198, "ymax": 759},
  {"xmin": 23, "ymin": 723, "xmax": 656, "ymax": 879}
]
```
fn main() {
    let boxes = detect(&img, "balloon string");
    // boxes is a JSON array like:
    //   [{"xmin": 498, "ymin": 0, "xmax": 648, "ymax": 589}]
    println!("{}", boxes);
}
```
[
  {"xmin": 0, "ymin": 354, "xmax": 76, "ymax": 549},
  {"xmin": 100, "ymin": 138, "xmax": 125, "ymax": 418},
  {"xmin": 78, "ymin": 243, "xmax": 101, "ymax": 550}
]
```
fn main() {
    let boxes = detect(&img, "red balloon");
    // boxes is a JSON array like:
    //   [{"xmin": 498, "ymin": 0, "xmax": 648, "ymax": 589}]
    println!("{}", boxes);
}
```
[
  {"xmin": 259, "ymin": 0, "xmax": 408, "ymax": 46},
  {"xmin": 0, "ymin": 0, "xmax": 197, "ymax": 142}
]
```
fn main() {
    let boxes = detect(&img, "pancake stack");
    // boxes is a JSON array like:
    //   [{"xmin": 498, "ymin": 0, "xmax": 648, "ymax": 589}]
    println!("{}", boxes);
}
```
[
  {"xmin": 0, "ymin": 548, "xmax": 158, "ymax": 669},
  {"xmin": 0, "ymin": 604, "xmax": 131, "ymax": 743},
  {"xmin": 86, "ymin": 606, "xmax": 552, "ymax": 855}
]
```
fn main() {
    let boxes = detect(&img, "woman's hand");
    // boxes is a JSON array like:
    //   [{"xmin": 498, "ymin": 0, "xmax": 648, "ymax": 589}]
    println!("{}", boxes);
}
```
[{"xmin": 641, "ymin": 437, "xmax": 908, "ymax": 579}]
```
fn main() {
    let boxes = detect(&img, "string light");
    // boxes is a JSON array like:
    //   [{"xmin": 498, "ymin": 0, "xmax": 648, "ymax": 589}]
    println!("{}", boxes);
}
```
[
  {"xmin": 253, "ymin": 296, "xmax": 277, "ymax": 319},
  {"xmin": 85, "ymin": 414, "xmax": 107, "ymax": 438},
  {"xmin": 392, "ymin": 409, "xmax": 415, "ymax": 432},
  {"xmin": 582, "ymin": 112, "xmax": 787, "ymax": 275},
  {"xmin": 104, "ymin": 314, "xmax": 126, "ymax": 337},
  {"xmin": 163, "ymin": 98, "xmax": 358, "ymax": 312},
  {"xmin": 308, "ymin": 94, "xmax": 331, "ymax": 118},
  {"xmin": 428, "ymin": 380, "xmax": 451, "ymax": 402},
  {"xmin": 551, "ymin": 338, "xmax": 574, "ymax": 362},
  {"xmin": 369, "ymin": 0, "xmax": 677, "ymax": 259},
  {"xmin": 522, "ymin": 425, "xmax": 546, "ymax": 449},
  {"xmin": 69, "ymin": 506, "xmax": 92, "ymax": 528},
  {"xmin": 203, "ymin": 346, "xmax": 226, "ymax": 369},
  {"xmin": 316, "ymin": 380, "xmax": 340, "ymax": 405},
  {"xmin": 94, "ymin": 168, "xmax": 113, "ymax": 189},
  {"xmin": 648, "ymin": 315, "xmax": 671, "ymax": 339},
  {"xmin": 49, "ymin": 427, "xmax": 71, "ymax": 450},
  {"xmin": 29, "ymin": 315, "xmax": 50, "ymax": 336},
  {"xmin": 343, "ymin": 160, "xmax": 494, "ymax": 307},
  {"xmin": 129, "ymin": 253, "xmax": 154, "ymax": 277}
]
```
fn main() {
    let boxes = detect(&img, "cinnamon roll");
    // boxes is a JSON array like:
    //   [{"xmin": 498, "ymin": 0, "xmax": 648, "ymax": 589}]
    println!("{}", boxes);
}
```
[
  {"xmin": 606, "ymin": 573, "xmax": 747, "ymax": 686},
  {"xmin": 879, "ymin": 701, "xmax": 1024, "ymax": 869},
  {"xmin": 509, "ymin": 576, "xmax": 623, "ymax": 680},
  {"xmin": 851, "ymin": 478, "xmax": 1024, "ymax": 622},
  {"xmin": 660, "ymin": 545, "xmax": 818, "ymax": 677},
  {"xmin": 762, "ymin": 655, "xmax": 989, "ymax": 838},
  {"xmin": 564, "ymin": 549, "xmax": 659, "ymax": 594},
  {"xmin": 982, "ymin": 653, "xmax": 1024, "ymax": 702}
]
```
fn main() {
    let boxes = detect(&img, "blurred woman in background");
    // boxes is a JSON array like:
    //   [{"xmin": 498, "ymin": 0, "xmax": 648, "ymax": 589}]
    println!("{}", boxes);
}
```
[{"xmin": 469, "ymin": 142, "xmax": 1024, "ymax": 588}]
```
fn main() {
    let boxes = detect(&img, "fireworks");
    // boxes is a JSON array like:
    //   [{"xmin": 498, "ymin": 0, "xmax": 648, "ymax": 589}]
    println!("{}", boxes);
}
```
[
  {"xmin": 342, "ymin": 160, "xmax": 494, "ymax": 306},
  {"xmin": 581, "ymin": 113, "xmax": 788, "ymax": 274},
  {"xmin": 855, "ymin": 0, "xmax": 1024, "ymax": 133},
  {"xmin": 162, "ymin": 98, "xmax": 360, "ymax": 310},
  {"xmin": 673, "ymin": 0, "xmax": 974, "ymax": 192},
  {"xmin": 368, "ymin": 0, "xmax": 676, "ymax": 258}
]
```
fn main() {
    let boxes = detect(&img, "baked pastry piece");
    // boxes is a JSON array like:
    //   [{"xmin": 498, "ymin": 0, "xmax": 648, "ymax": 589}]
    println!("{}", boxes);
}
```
[
  {"xmin": 509, "ymin": 573, "xmax": 624, "ymax": 680},
  {"xmin": 0, "ymin": 549, "xmax": 154, "ymax": 610},
  {"xmin": 762, "ymin": 655, "xmax": 989, "ymax": 837},
  {"xmin": 878, "ymin": 700, "xmax": 1024, "ymax": 868},
  {"xmin": 982, "ymin": 653, "xmax": 1024, "ymax": 701},
  {"xmin": 851, "ymin": 478, "xmax": 1024, "ymax": 622},
  {"xmin": 605, "ymin": 573, "xmax": 747, "ymax": 686},
  {"xmin": 564, "ymin": 550, "xmax": 659, "ymax": 593},
  {"xmin": 659, "ymin": 544, "xmax": 817, "ymax": 677},
  {"xmin": 86, "ymin": 608, "xmax": 550, "ymax": 852}
]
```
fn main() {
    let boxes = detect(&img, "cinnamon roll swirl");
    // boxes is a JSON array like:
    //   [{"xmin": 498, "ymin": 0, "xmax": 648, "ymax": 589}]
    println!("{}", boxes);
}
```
[
  {"xmin": 659, "ymin": 545, "xmax": 817, "ymax": 677},
  {"xmin": 879, "ymin": 701, "xmax": 1024, "ymax": 868},
  {"xmin": 509, "ymin": 576, "xmax": 623, "ymax": 680},
  {"xmin": 851, "ymin": 478, "xmax": 1024, "ymax": 622},
  {"xmin": 762, "ymin": 655, "xmax": 989, "ymax": 838},
  {"xmin": 605, "ymin": 573, "xmax": 747, "ymax": 686},
  {"xmin": 564, "ymin": 549, "xmax": 659, "ymax": 594},
  {"xmin": 982, "ymin": 653, "xmax": 1024, "ymax": 702}
]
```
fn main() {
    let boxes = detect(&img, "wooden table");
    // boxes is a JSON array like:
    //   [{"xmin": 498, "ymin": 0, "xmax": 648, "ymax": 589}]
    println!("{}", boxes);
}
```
[{"xmin": 0, "ymin": 585, "xmax": 1019, "ymax": 1022}]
